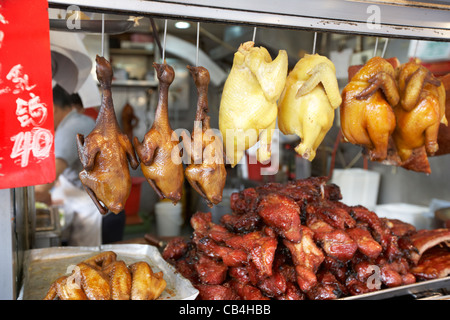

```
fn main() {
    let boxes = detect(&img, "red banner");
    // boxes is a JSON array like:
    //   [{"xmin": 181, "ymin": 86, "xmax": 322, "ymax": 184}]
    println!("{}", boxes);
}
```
[{"xmin": 0, "ymin": 0, "xmax": 55, "ymax": 189}]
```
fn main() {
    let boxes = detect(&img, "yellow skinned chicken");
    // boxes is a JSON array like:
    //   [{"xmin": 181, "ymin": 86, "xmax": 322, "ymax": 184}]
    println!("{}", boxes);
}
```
[
  {"xmin": 278, "ymin": 54, "xmax": 342, "ymax": 161},
  {"xmin": 219, "ymin": 41, "xmax": 288, "ymax": 167},
  {"xmin": 393, "ymin": 59, "xmax": 447, "ymax": 162}
]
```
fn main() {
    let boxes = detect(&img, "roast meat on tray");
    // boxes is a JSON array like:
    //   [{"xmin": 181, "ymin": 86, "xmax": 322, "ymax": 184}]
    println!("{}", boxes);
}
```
[{"xmin": 163, "ymin": 177, "xmax": 450, "ymax": 300}]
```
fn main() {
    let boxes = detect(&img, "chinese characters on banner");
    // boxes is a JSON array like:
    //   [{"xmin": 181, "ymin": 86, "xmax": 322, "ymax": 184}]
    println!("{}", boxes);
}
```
[{"xmin": 0, "ymin": 0, "xmax": 55, "ymax": 189}]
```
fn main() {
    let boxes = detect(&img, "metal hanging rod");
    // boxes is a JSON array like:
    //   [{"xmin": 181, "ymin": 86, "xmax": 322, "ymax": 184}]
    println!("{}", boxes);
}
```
[{"xmin": 47, "ymin": 0, "xmax": 450, "ymax": 41}]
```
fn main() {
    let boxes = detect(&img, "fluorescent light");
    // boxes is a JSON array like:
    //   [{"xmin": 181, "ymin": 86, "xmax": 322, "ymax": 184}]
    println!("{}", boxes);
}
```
[{"xmin": 175, "ymin": 21, "xmax": 191, "ymax": 29}]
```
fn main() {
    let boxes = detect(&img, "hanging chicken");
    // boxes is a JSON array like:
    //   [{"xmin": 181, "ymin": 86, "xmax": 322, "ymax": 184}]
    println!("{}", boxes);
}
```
[
  {"xmin": 278, "ymin": 54, "xmax": 342, "ymax": 161},
  {"xmin": 340, "ymin": 56, "xmax": 400, "ymax": 161},
  {"xmin": 133, "ymin": 63, "xmax": 184, "ymax": 204},
  {"xmin": 392, "ymin": 58, "xmax": 447, "ymax": 162},
  {"xmin": 181, "ymin": 65, "xmax": 226, "ymax": 207},
  {"xmin": 77, "ymin": 56, "xmax": 139, "ymax": 215},
  {"xmin": 219, "ymin": 41, "xmax": 288, "ymax": 167}
]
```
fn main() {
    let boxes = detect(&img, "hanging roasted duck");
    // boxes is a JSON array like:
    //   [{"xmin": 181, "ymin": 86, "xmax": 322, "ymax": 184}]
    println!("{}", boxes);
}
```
[
  {"xmin": 278, "ymin": 54, "xmax": 342, "ymax": 161},
  {"xmin": 181, "ymin": 65, "xmax": 226, "ymax": 207},
  {"xmin": 219, "ymin": 41, "xmax": 288, "ymax": 167},
  {"xmin": 340, "ymin": 56, "xmax": 400, "ymax": 161},
  {"xmin": 133, "ymin": 63, "xmax": 184, "ymax": 204},
  {"xmin": 392, "ymin": 58, "xmax": 447, "ymax": 163},
  {"xmin": 77, "ymin": 55, "xmax": 139, "ymax": 215}
]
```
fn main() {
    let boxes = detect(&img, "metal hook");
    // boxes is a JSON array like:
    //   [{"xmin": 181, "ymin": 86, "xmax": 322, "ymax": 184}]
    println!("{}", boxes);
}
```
[
  {"xmin": 196, "ymin": 22, "xmax": 200, "ymax": 67},
  {"xmin": 373, "ymin": 37, "xmax": 379, "ymax": 57},
  {"xmin": 312, "ymin": 32, "xmax": 317, "ymax": 54},
  {"xmin": 101, "ymin": 13, "xmax": 105, "ymax": 57},
  {"xmin": 162, "ymin": 19, "xmax": 168, "ymax": 63},
  {"xmin": 413, "ymin": 40, "xmax": 419, "ymax": 59},
  {"xmin": 381, "ymin": 38, "xmax": 389, "ymax": 58}
]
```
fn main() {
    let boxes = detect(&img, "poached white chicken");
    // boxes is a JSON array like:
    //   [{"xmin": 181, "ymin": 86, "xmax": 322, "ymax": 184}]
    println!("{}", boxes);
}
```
[
  {"xmin": 278, "ymin": 54, "xmax": 342, "ymax": 161},
  {"xmin": 219, "ymin": 41, "xmax": 288, "ymax": 167}
]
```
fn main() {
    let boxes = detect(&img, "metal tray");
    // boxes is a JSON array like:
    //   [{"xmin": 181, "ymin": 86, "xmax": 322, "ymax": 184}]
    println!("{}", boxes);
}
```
[
  {"xmin": 341, "ymin": 276, "xmax": 450, "ymax": 300},
  {"xmin": 19, "ymin": 244, "xmax": 199, "ymax": 300}
]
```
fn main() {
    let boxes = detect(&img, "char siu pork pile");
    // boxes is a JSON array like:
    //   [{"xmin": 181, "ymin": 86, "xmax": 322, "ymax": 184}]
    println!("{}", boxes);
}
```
[{"xmin": 162, "ymin": 177, "xmax": 450, "ymax": 300}]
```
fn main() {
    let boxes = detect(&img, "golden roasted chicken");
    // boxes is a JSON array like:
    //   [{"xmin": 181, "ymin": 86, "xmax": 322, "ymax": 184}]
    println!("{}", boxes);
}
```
[
  {"xmin": 340, "ymin": 56, "xmax": 400, "ymax": 161},
  {"xmin": 393, "ymin": 59, "xmax": 447, "ymax": 162},
  {"xmin": 181, "ymin": 65, "xmax": 226, "ymax": 207},
  {"xmin": 44, "ymin": 251, "xmax": 166, "ymax": 300},
  {"xmin": 133, "ymin": 63, "xmax": 184, "ymax": 204},
  {"xmin": 219, "ymin": 41, "xmax": 288, "ymax": 166},
  {"xmin": 77, "ymin": 56, "xmax": 139, "ymax": 215},
  {"xmin": 278, "ymin": 54, "xmax": 342, "ymax": 161}
]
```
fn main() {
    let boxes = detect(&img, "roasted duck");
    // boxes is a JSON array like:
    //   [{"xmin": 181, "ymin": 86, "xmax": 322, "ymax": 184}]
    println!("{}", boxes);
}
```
[
  {"xmin": 340, "ymin": 56, "xmax": 399, "ymax": 161},
  {"xmin": 44, "ymin": 251, "xmax": 166, "ymax": 300},
  {"xmin": 133, "ymin": 63, "xmax": 184, "ymax": 204},
  {"xmin": 393, "ymin": 59, "xmax": 447, "ymax": 162},
  {"xmin": 77, "ymin": 56, "xmax": 139, "ymax": 215},
  {"xmin": 278, "ymin": 54, "xmax": 342, "ymax": 161},
  {"xmin": 181, "ymin": 65, "xmax": 226, "ymax": 207},
  {"xmin": 219, "ymin": 41, "xmax": 288, "ymax": 166}
]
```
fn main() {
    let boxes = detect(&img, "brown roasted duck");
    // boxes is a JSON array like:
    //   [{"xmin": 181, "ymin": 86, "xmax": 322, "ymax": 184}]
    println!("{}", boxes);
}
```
[
  {"xmin": 133, "ymin": 63, "xmax": 184, "ymax": 204},
  {"xmin": 392, "ymin": 59, "xmax": 447, "ymax": 162},
  {"xmin": 340, "ymin": 56, "xmax": 399, "ymax": 161},
  {"xmin": 181, "ymin": 65, "xmax": 226, "ymax": 207},
  {"xmin": 77, "ymin": 55, "xmax": 139, "ymax": 215}
]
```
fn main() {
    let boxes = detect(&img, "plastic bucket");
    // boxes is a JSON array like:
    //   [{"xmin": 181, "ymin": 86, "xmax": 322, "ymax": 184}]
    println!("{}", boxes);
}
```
[
  {"xmin": 331, "ymin": 168, "xmax": 380, "ymax": 210},
  {"xmin": 155, "ymin": 201, "xmax": 183, "ymax": 237},
  {"xmin": 375, "ymin": 203, "xmax": 430, "ymax": 230}
]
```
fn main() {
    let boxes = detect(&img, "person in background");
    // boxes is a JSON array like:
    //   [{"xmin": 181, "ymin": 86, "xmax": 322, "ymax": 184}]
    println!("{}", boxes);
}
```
[{"xmin": 70, "ymin": 92, "xmax": 99, "ymax": 121}]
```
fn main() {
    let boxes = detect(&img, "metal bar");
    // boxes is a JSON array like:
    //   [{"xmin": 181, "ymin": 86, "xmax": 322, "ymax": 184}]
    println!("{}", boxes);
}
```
[
  {"xmin": 47, "ymin": 0, "xmax": 450, "ymax": 41},
  {"xmin": 342, "ymin": 276, "xmax": 450, "ymax": 300}
]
